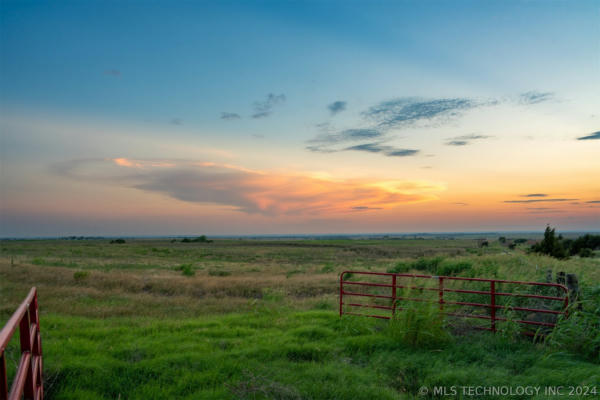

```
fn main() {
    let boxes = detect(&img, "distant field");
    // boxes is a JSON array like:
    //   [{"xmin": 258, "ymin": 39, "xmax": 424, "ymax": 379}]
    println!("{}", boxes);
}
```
[{"xmin": 1, "ymin": 238, "xmax": 598, "ymax": 399}]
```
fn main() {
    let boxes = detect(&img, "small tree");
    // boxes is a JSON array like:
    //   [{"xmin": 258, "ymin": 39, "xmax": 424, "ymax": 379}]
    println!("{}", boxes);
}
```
[{"xmin": 532, "ymin": 226, "xmax": 567, "ymax": 259}]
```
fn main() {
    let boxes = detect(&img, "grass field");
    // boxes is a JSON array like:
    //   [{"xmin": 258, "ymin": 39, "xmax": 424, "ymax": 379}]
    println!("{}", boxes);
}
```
[{"xmin": 1, "ymin": 238, "xmax": 599, "ymax": 399}]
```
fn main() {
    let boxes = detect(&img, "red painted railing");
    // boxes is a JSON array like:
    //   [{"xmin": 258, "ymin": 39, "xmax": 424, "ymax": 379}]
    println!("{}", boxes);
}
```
[
  {"xmin": 339, "ymin": 271, "xmax": 569, "ymax": 334},
  {"xmin": 0, "ymin": 288, "xmax": 43, "ymax": 400}
]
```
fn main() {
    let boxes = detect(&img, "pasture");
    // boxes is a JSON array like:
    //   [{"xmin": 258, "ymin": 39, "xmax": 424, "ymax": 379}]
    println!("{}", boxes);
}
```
[{"xmin": 1, "ymin": 238, "xmax": 598, "ymax": 399}]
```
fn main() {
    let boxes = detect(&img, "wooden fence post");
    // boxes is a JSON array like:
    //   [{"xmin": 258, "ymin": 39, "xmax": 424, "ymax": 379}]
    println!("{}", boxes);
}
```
[{"xmin": 566, "ymin": 274, "xmax": 582, "ymax": 310}]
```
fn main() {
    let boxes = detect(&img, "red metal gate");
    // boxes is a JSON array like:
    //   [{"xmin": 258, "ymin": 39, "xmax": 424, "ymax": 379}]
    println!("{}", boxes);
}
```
[
  {"xmin": 0, "ymin": 288, "xmax": 43, "ymax": 400},
  {"xmin": 339, "ymin": 271, "xmax": 569, "ymax": 334}
]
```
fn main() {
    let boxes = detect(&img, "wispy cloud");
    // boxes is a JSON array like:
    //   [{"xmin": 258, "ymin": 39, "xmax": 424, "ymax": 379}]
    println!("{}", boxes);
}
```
[
  {"xmin": 363, "ymin": 97, "xmax": 483, "ymax": 130},
  {"xmin": 327, "ymin": 101, "xmax": 347, "ymax": 115},
  {"xmin": 309, "ymin": 128, "xmax": 384, "ymax": 146},
  {"xmin": 252, "ymin": 93, "xmax": 286, "ymax": 119},
  {"xmin": 526, "ymin": 208, "xmax": 565, "ymax": 214},
  {"xmin": 444, "ymin": 134, "xmax": 492, "ymax": 146},
  {"xmin": 521, "ymin": 193, "xmax": 548, "ymax": 197},
  {"xmin": 52, "ymin": 158, "xmax": 442, "ymax": 216},
  {"xmin": 170, "ymin": 118, "xmax": 183, "ymax": 125},
  {"xmin": 446, "ymin": 140, "xmax": 469, "ymax": 146},
  {"xmin": 344, "ymin": 143, "xmax": 419, "ymax": 157},
  {"xmin": 307, "ymin": 92, "xmax": 552, "ymax": 159},
  {"xmin": 221, "ymin": 112, "xmax": 241, "ymax": 121},
  {"xmin": 519, "ymin": 91, "xmax": 554, "ymax": 105},
  {"xmin": 586, "ymin": 200, "xmax": 600, "ymax": 204},
  {"xmin": 504, "ymin": 198, "xmax": 578, "ymax": 204},
  {"xmin": 576, "ymin": 130, "xmax": 600, "ymax": 140}
]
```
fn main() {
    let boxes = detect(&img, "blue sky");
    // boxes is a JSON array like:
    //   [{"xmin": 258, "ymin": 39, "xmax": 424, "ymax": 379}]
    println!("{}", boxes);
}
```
[
  {"xmin": 2, "ymin": 1, "xmax": 597, "ymax": 125},
  {"xmin": 1, "ymin": 0, "xmax": 598, "ymax": 235}
]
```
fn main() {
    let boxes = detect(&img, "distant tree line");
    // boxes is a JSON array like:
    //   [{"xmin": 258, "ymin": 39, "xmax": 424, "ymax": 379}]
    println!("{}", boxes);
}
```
[
  {"xmin": 173, "ymin": 235, "xmax": 213, "ymax": 243},
  {"xmin": 530, "ymin": 226, "xmax": 600, "ymax": 259}
]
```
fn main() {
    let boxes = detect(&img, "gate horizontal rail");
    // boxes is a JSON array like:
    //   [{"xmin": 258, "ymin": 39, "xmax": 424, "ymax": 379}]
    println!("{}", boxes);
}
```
[
  {"xmin": 0, "ymin": 288, "xmax": 43, "ymax": 400},
  {"xmin": 339, "ymin": 271, "xmax": 569, "ymax": 334}
]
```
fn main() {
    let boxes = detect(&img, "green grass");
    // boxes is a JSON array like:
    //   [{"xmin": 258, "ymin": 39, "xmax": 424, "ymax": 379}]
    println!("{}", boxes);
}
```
[
  {"xmin": 31, "ymin": 311, "xmax": 599, "ymax": 399},
  {"xmin": 1, "ymin": 238, "xmax": 599, "ymax": 399}
]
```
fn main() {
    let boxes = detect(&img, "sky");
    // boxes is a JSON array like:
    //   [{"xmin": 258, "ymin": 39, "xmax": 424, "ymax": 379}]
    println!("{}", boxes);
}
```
[{"xmin": 0, "ymin": 0, "xmax": 599, "ymax": 236}]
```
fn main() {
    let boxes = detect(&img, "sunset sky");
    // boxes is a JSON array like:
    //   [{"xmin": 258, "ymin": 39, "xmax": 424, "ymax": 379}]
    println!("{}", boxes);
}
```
[{"xmin": 1, "ymin": 0, "xmax": 599, "ymax": 236}]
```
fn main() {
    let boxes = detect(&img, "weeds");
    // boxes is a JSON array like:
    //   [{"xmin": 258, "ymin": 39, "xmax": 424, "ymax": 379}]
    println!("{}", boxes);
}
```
[
  {"xmin": 545, "ymin": 287, "xmax": 600, "ymax": 362},
  {"xmin": 386, "ymin": 295, "xmax": 451, "ymax": 348}
]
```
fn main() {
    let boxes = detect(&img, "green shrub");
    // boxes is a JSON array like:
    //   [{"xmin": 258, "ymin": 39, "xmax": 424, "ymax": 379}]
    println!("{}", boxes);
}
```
[
  {"xmin": 387, "ymin": 258, "xmax": 470, "ymax": 276},
  {"xmin": 578, "ymin": 248, "xmax": 593, "ymax": 258},
  {"xmin": 110, "ymin": 239, "xmax": 126, "ymax": 244},
  {"xmin": 73, "ymin": 270, "xmax": 90, "ymax": 281},
  {"xmin": 411, "ymin": 257, "xmax": 444, "ymax": 273},
  {"xmin": 437, "ymin": 261, "xmax": 472, "ymax": 276},
  {"xmin": 387, "ymin": 262, "xmax": 410, "ymax": 273},
  {"xmin": 177, "ymin": 263, "xmax": 195, "ymax": 276}
]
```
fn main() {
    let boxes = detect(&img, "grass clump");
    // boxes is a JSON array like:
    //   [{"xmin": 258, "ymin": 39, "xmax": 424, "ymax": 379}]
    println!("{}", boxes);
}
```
[{"xmin": 386, "ymin": 300, "xmax": 451, "ymax": 348}]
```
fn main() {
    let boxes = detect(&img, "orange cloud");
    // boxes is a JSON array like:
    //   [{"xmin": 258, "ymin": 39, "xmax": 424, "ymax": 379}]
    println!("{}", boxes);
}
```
[
  {"xmin": 112, "ymin": 158, "xmax": 175, "ymax": 168},
  {"xmin": 67, "ymin": 159, "xmax": 444, "ymax": 215}
]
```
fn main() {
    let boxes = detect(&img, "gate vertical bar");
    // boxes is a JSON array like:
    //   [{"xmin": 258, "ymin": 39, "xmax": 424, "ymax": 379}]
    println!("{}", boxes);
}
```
[
  {"xmin": 490, "ymin": 281, "xmax": 496, "ymax": 333},
  {"xmin": 438, "ymin": 277, "xmax": 444, "ymax": 312},
  {"xmin": 339, "ymin": 273, "xmax": 344, "ymax": 317},
  {"xmin": 392, "ymin": 275, "xmax": 397, "ymax": 317}
]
